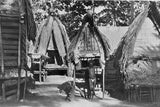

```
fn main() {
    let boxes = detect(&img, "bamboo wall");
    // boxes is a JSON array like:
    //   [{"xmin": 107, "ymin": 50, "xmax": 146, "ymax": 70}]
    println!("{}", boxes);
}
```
[
  {"xmin": 0, "ymin": 15, "xmax": 27, "ymax": 78},
  {"xmin": 0, "ymin": 0, "xmax": 36, "ymax": 101},
  {"xmin": 0, "ymin": 14, "xmax": 27, "ymax": 101}
]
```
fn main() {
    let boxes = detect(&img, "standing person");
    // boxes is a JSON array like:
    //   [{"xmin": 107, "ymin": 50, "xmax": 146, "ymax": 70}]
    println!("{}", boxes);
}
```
[{"xmin": 85, "ymin": 60, "xmax": 96, "ymax": 99}]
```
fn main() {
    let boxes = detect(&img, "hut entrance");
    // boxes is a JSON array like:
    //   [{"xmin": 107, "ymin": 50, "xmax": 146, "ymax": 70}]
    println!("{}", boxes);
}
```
[{"xmin": 47, "ymin": 50, "xmax": 63, "ymax": 66}]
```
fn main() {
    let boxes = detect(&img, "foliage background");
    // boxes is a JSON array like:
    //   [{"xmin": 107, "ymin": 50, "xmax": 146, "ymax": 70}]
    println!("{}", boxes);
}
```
[{"xmin": 31, "ymin": 0, "xmax": 159, "ymax": 40}]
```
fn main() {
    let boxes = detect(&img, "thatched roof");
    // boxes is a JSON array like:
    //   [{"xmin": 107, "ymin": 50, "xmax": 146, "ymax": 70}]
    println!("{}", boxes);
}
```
[
  {"xmin": 98, "ymin": 26, "xmax": 128, "ymax": 54},
  {"xmin": 99, "ymin": 18, "xmax": 160, "ymax": 58},
  {"xmin": 126, "ymin": 17, "xmax": 160, "ymax": 85},
  {"xmin": 34, "ymin": 16, "xmax": 70, "ymax": 58},
  {"xmin": 103, "ymin": 2, "xmax": 160, "ymax": 85},
  {"xmin": 0, "ymin": 0, "xmax": 36, "ymax": 41},
  {"xmin": 100, "ymin": 2, "xmax": 160, "ymax": 85},
  {"xmin": 114, "ymin": 3, "xmax": 149, "ymax": 65},
  {"xmin": 68, "ymin": 13, "xmax": 110, "ymax": 59}
]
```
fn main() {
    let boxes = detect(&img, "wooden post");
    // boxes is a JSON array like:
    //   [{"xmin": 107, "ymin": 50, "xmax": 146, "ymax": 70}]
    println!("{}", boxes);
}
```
[
  {"xmin": 0, "ymin": 17, "xmax": 5, "ymax": 101},
  {"xmin": 139, "ymin": 87, "xmax": 141, "ymax": 102},
  {"xmin": 39, "ymin": 57, "xmax": 42, "ymax": 82},
  {"xmin": 128, "ymin": 87, "xmax": 130, "ymax": 102},
  {"xmin": 23, "ymin": 73, "xmax": 27, "ymax": 100},
  {"xmin": 23, "ymin": 19, "xmax": 28, "ymax": 100},
  {"xmin": 2, "ymin": 83, "xmax": 5, "ymax": 101},
  {"xmin": 17, "ymin": 15, "xmax": 22, "ymax": 101},
  {"xmin": 73, "ymin": 63, "xmax": 76, "ymax": 100},
  {"xmin": 102, "ymin": 66, "xmax": 105, "ymax": 99}
]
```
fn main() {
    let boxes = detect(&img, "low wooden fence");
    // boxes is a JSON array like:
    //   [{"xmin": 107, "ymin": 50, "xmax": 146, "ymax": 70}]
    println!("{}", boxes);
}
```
[{"xmin": 126, "ymin": 85, "xmax": 160, "ymax": 103}]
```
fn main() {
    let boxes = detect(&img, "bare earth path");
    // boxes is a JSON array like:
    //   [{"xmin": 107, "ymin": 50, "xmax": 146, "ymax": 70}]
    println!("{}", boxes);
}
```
[{"xmin": 0, "ymin": 75, "xmax": 159, "ymax": 107}]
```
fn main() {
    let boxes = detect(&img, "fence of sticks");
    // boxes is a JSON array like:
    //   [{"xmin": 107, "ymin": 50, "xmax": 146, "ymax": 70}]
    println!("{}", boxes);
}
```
[{"xmin": 126, "ymin": 84, "xmax": 160, "ymax": 102}]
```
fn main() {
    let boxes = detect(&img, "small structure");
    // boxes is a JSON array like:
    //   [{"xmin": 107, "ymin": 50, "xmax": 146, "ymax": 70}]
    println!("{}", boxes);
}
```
[
  {"xmin": 68, "ymin": 12, "xmax": 110, "ymax": 99},
  {"xmin": 32, "ymin": 15, "xmax": 70, "ymax": 76},
  {"xmin": 0, "ymin": 0, "xmax": 36, "ymax": 101}
]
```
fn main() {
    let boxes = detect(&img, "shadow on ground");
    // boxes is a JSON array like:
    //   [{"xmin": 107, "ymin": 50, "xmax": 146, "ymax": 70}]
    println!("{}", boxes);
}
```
[
  {"xmin": 0, "ymin": 90, "xmax": 66, "ymax": 107},
  {"xmin": 0, "ymin": 75, "xmax": 160, "ymax": 107}
]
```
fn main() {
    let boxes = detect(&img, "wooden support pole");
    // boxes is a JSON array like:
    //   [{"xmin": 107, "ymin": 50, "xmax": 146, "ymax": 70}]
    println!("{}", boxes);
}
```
[
  {"xmin": 23, "ymin": 75, "xmax": 27, "ymax": 100},
  {"xmin": 39, "ymin": 57, "xmax": 42, "ymax": 82},
  {"xmin": 0, "ymin": 17, "xmax": 5, "ymax": 101},
  {"xmin": 2, "ymin": 83, "xmax": 5, "ymax": 101},
  {"xmin": 102, "ymin": 68, "xmax": 105, "ymax": 99},
  {"xmin": 73, "ymin": 63, "xmax": 76, "ymax": 100},
  {"xmin": 17, "ymin": 16, "xmax": 22, "ymax": 101},
  {"xmin": 23, "ymin": 20, "xmax": 28, "ymax": 100}
]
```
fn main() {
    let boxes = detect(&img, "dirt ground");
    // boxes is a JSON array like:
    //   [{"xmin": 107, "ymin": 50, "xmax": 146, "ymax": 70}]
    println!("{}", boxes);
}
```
[{"xmin": 0, "ymin": 75, "xmax": 159, "ymax": 107}]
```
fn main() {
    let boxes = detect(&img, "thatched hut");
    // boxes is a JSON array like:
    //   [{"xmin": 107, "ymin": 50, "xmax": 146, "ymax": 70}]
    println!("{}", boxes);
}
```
[
  {"xmin": 32, "ymin": 15, "xmax": 70, "ymax": 75},
  {"xmin": 100, "ymin": 2, "xmax": 160, "ymax": 102},
  {"xmin": 67, "ymin": 12, "xmax": 110, "ymax": 98},
  {"xmin": 0, "ymin": 0, "xmax": 36, "ymax": 100}
]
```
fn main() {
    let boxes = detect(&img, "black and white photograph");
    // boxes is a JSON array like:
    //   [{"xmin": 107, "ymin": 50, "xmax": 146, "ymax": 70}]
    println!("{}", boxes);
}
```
[{"xmin": 0, "ymin": 0, "xmax": 160, "ymax": 107}]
